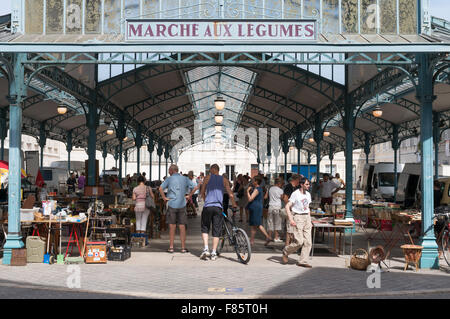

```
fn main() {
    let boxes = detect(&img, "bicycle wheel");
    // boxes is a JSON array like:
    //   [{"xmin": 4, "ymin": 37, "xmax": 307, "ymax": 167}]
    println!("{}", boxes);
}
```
[
  {"xmin": 442, "ymin": 230, "xmax": 450, "ymax": 267},
  {"xmin": 233, "ymin": 228, "xmax": 251, "ymax": 264}
]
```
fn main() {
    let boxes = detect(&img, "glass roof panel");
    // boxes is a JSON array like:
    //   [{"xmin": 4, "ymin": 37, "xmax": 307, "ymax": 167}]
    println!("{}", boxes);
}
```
[{"xmin": 184, "ymin": 66, "xmax": 257, "ymax": 143}]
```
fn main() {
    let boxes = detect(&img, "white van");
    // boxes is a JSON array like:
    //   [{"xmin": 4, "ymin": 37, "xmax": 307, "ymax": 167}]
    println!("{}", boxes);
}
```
[
  {"xmin": 396, "ymin": 163, "xmax": 450, "ymax": 207},
  {"xmin": 362, "ymin": 163, "xmax": 404, "ymax": 201},
  {"xmin": 40, "ymin": 167, "xmax": 70, "ymax": 193}
]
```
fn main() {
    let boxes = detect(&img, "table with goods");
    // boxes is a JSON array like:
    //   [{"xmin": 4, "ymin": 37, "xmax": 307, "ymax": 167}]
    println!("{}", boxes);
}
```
[{"xmin": 1, "ymin": 189, "xmax": 141, "ymax": 265}]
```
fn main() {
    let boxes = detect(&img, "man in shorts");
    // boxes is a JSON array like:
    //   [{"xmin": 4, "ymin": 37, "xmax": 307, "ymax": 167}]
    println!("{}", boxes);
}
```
[
  {"xmin": 190, "ymin": 164, "xmax": 237, "ymax": 261},
  {"xmin": 159, "ymin": 164, "xmax": 194, "ymax": 253}
]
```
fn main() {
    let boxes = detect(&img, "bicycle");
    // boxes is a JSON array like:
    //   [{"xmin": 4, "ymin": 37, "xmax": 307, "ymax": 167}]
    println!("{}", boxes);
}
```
[
  {"xmin": 216, "ymin": 208, "xmax": 251, "ymax": 264},
  {"xmin": 434, "ymin": 210, "xmax": 450, "ymax": 266}
]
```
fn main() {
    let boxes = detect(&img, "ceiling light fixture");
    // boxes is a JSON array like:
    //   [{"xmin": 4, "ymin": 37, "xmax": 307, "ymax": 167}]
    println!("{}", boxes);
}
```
[
  {"xmin": 308, "ymin": 137, "xmax": 315, "ymax": 143},
  {"xmin": 215, "ymin": 113, "xmax": 224, "ymax": 124},
  {"xmin": 323, "ymin": 131, "xmax": 331, "ymax": 137},
  {"xmin": 57, "ymin": 104, "xmax": 67, "ymax": 115},
  {"xmin": 106, "ymin": 128, "xmax": 114, "ymax": 135},
  {"xmin": 372, "ymin": 106, "xmax": 383, "ymax": 118},
  {"xmin": 215, "ymin": 124, "xmax": 222, "ymax": 132},
  {"xmin": 214, "ymin": 96, "xmax": 226, "ymax": 111}
]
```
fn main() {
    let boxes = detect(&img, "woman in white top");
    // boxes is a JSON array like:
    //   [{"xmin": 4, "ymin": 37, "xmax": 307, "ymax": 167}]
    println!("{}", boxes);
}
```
[
  {"xmin": 267, "ymin": 178, "xmax": 285, "ymax": 243},
  {"xmin": 282, "ymin": 177, "xmax": 313, "ymax": 268}
]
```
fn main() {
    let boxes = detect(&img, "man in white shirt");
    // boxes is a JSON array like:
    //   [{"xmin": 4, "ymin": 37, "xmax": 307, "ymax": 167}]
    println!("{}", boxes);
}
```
[
  {"xmin": 320, "ymin": 173, "xmax": 340, "ymax": 209},
  {"xmin": 282, "ymin": 177, "xmax": 313, "ymax": 268},
  {"xmin": 267, "ymin": 178, "xmax": 285, "ymax": 243}
]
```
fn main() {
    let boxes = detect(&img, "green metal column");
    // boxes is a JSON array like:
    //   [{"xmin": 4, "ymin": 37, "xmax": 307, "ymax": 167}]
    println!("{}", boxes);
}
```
[
  {"xmin": 314, "ymin": 117, "xmax": 323, "ymax": 198},
  {"xmin": 295, "ymin": 126, "xmax": 303, "ymax": 175},
  {"xmin": 3, "ymin": 53, "xmax": 26, "ymax": 265},
  {"xmin": 102, "ymin": 142, "xmax": 108, "ymax": 173},
  {"xmin": 282, "ymin": 136, "xmax": 289, "ymax": 182},
  {"xmin": 66, "ymin": 130, "xmax": 73, "ymax": 173},
  {"xmin": 114, "ymin": 146, "xmax": 118, "ymax": 169},
  {"xmin": 39, "ymin": 122, "xmax": 46, "ymax": 169},
  {"xmin": 157, "ymin": 141, "xmax": 163, "ymax": 180},
  {"xmin": 329, "ymin": 144, "xmax": 334, "ymax": 176},
  {"xmin": 433, "ymin": 112, "xmax": 440, "ymax": 180},
  {"xmin": 0, "ymin": 108, "xmax": 7, "ymax": 161},
  {"xmin": 148, "ymin": 133, "xmax": 155, "ymax": 182},
  {"xmin": 307, "ymin": 151, "xmax": 311, "ymax": 180},
  {"xmin": 86, "ymin": 103, "xmax": 98, "ymax": 186},
  {"xmin": 116, "ymin": 113, "xmax": 125, "ymax": 188},
  {"xmin": 364, "ymin": 133, "xmax": 371, "ymax": 164},
  {"xmin": 267, "ymin": 142, "xmax": 272, "ymax": 179},
  {"xmin": 124, "ymin": 150, "xmax": 128, "ymax": 177},
  {"xmin": 257, "ymin": 151, "xmax": 260, "ymax": 172},
  {"xmin": 392, "ymin": 125, "xmax": 399, "ymax": 202},
  {"xmin": 164, "ymin": 144, "xmax": 170, "ymax": 177},
  {"xmin": 343, "ymin": 103, "xmax": 354, "ymax": 220},
  {"xmin": 417, "ymin": 53, "xmax": 439, "ymax": 269},
  {"xmin": 135, "ymin": 125, "xmax": 142, "ymax": 175}
]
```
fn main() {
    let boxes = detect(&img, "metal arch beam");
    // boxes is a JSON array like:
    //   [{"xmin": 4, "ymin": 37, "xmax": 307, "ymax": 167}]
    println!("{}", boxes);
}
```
[
  {"xmin": 22, "ymin": 94, "xmax": 47, "ymax": 110},
  {"xmin": 98, "ymin": 58, "xmax": 343, "ymax": 120},
  {"xmin": 19, "ymin": 50, "xmax": 423, "ymax": 64},
  {"xmin": 124, "ymin": 85, "xmax": 188, "ymax": 118},
  {"xmin": 253, "ymin": 85, "xmax": 315, "ymax": 113},
  {"xmin": 249, "ymin": 63, "xmax": 344, "ymax": 104},
  {"xmin": 28, "ymin": 61, "xmax": 166, "ymax": 144},
  {"xmin": 157, "ymin": 110, "xmax": 285, "ymax": 142},
  {"xmin": 213, "ymin": 90, "xmax": 297, "ymax": 131},
  {"xmin": 98, "ymin": 64, "xmax": 182, "ymax": 102},
  {"xmin": 101, "ymin": 64, "xmax": 315, "ymax": 132}
]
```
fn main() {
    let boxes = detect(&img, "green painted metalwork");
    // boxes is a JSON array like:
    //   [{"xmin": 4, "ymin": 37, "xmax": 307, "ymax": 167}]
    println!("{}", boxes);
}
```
[
  {"xmin": 3, "ymin": 53, "xmax": 26, "ymax": 265},
  {"xmin": 0, "ymin": 108, "xmax": 7, "ymax": 161},
  {"xmin": 392, "ymin": 124, "xmax": 399, "ymax": 202},
  {"xmin": 157, "ymin": 141, "xmax": 163, "ymax": 181},
  {"xmin": 67, "ymin": 130, "xmax": 73, "ymax": 173},
  {"xmin": 417, "ymin": 53, "xmax": 439, "ymax": 269},
  {"xmin": 86, "ymin": 103, "xmax": 98, "ymax": 186},
  {"xmin": 13, "ymin": 50, "xmax": 424, "ymax": 65},
  {"xmin": 39, "ymin": 121, "xmax": 47, "ymax": 169},
  {"xmin": 135, "ymin": 124, "xmax": 143, "ymax": 174}
]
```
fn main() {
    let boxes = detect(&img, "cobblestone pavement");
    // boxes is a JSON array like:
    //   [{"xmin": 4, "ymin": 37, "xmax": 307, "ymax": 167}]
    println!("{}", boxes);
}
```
[{"xmin": 1, "ymin": 211, "xmax": 449, "ymax": 299}]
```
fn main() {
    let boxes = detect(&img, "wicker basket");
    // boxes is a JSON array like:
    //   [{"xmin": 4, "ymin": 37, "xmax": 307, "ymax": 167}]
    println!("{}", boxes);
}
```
[
  {"xmin": 350, "ymin": 249, "xmax": 370, "ymax": 271},
  {"xmin": 400, "ymin": 245, "xmax": 423, "ymax": 271},
  {"xmin": 369, "ymin": 246, "xmax": 386, "ymax": 264}
]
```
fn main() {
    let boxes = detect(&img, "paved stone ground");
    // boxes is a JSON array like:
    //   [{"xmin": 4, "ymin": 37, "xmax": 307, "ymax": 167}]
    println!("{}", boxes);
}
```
[{"xmin": 1, "ymin": 206, "xmax": 449, "ymax": 299}]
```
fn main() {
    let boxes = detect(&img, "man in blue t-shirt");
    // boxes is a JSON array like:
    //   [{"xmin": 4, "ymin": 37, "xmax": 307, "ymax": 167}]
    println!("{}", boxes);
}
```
[{"xmin": 159, "ymin": 164, "xmax": 194, "ymax": 253}]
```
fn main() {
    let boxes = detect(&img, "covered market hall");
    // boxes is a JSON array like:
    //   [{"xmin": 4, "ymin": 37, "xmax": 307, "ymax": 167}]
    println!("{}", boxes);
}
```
[{"xmin": 0, "ymin": 0, "xmax": 449, "ymax": 269}]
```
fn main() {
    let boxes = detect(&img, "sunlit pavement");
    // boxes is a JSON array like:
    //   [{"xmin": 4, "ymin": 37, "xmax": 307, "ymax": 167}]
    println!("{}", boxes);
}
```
[{"xmin": 0, "ymin": 208, "xmax": 449, "ymax": 299}]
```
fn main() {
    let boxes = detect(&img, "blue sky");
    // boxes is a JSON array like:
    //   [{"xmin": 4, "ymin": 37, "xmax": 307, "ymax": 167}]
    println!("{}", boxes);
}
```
[{"xmin": 0, "ymin": 1, "xmax": 449, "ymax": 27}]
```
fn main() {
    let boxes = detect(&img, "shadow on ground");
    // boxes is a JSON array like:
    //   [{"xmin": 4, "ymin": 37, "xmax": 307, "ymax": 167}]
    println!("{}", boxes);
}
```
[
  {"xmin": 0, "ymin": 278, "xmax": 144, "ymax": 299},
  {"xmin": 258, "ymin": 265, "xmax": 450, "ymax": 298}
]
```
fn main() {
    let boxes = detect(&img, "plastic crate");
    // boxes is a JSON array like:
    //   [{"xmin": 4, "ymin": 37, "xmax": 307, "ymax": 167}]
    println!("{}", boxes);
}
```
[
  {"xmin": 107, "ymin": 245, "xmax": 131, "ymax": 261},
  {"xmin": 131, "ymin": 233, "xmax": 149, "ymax": 244}
]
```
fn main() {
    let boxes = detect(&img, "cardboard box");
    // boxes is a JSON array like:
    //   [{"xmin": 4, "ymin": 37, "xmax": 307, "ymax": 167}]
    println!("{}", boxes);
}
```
[
  {"xmin": 11, "ymin": 248, "xmax": 27, "ymax": 266},
  {"xmin": 85, "ymin": 241, "xmax": 107, "ymax": 264}
]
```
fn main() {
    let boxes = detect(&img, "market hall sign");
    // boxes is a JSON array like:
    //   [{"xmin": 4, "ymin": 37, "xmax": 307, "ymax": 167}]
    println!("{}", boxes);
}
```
[{"xmin": 126, "ymin": 20, "xmax": 317, "ymax": 43}]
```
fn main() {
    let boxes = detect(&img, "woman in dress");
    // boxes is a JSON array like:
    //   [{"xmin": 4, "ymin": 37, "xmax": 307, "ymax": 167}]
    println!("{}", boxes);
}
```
[
  {"xmin": 132, "ymin": 175, "xmax": 155, "ymax": 234},
  {"xmin": 247, "ymin": 176, "xmax": 272, "ymax": 246}
]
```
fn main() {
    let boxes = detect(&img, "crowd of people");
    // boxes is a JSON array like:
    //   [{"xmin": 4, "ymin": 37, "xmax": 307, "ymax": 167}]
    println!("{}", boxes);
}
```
[{"xmin": 126, "ymin": 163, "xmax": 346, "ymax": 268}]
